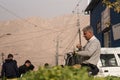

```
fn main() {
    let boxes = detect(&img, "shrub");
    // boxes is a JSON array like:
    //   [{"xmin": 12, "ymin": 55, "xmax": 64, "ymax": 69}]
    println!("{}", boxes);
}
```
[{"xmin": 19, "ymin": 66, "xmax": 120, "ymax": 80}]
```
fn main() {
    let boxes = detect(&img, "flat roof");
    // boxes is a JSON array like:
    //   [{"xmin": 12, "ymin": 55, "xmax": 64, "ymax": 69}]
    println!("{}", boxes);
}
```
[{"xmin": 85, "ymin": 0, "xmax": 100, "ymax": 11}]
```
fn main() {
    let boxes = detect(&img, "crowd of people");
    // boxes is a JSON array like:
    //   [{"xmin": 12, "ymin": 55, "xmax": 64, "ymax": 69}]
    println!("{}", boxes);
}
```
[{"xmin": 1, "ymin": 54, "xmax": 34, "ymax": 80}]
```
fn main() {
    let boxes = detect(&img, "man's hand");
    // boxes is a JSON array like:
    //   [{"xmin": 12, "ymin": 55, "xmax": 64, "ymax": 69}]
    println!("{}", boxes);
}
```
[{"xmin": 76, "ymin": 44, "xmax": 82, "ymax": 49}]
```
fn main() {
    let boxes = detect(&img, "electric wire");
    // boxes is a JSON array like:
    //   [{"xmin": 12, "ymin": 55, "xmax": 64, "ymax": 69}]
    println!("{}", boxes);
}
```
[
  {"xmin": 0, "ymin": 25, "xmax": 78, "ymax": 47},
  {"xmin": 0, "ymin": 2, "xmax": 57, "ymax": 31},
  {"xmin": 0, "ymin": 2, "xmax": 79, "ymax": 39},
  {"xmin": 64, "ymin": 31, "xmax": 78, "ymax": 52},
  {"xmin": 58, "ymin": 15, "xmax": 75, "ymax": 33},
  {"xmin": 61, "ymin": 31, "xmax": 78, "ymax": 54}
]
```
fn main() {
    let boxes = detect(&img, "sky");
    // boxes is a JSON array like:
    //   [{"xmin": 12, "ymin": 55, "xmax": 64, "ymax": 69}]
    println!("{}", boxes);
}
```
[{"xmin": 0, "ymin": 0, "xmax": 88, "ymax": 20}]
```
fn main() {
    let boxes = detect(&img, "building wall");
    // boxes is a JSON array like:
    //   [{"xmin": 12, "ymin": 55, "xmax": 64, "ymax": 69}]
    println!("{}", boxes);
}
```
[
  {"xmin": 90, "ymin": 0, "xmax": 105, "ymax": 47},
  {"xmin": 90, "ymin": 0, "xmax": 120, "ymax": 47},
  {"xmin": 110, "ymin": 9, "xmax": 120, "ymax": 47}
]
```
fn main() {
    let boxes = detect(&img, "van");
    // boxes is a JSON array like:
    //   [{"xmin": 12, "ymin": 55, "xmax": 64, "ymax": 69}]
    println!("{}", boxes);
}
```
[{"xmin": 97, "ymin": 47, "xmax": 120, "ymax": 77}]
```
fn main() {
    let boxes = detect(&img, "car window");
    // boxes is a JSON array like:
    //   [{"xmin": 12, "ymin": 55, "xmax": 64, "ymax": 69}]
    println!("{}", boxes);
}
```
[{"xmin": 100, "ymin": 54, "xmax": 118, "ymax": 67}]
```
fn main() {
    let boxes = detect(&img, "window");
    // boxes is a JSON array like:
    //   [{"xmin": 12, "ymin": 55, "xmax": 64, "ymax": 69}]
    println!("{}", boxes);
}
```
[
  {"xmin": 100, "ymin": 54, "xmax": 118, "ymax": 67},
  {"xmin": 118, "ymin": 54, "xmax": 120, "ymax": 58},
  {"xmin": 96, "ymin": 21, "xmax": 101, "ymax": 34},
  {"xmin": 104, "ymin": 31, "xmax": 111, "ymax": 47}
]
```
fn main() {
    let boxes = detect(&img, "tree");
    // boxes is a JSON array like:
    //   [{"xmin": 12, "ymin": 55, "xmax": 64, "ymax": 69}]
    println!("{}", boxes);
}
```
[{"xmin": 102, "ymin": 0, "xmax": 120, "ymax": 13}]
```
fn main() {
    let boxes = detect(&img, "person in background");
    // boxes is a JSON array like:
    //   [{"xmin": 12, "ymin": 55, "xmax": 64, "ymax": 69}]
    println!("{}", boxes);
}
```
[
  {"xmin": 19, "ymin": 60, "xmax": 34, "ymax": 77},
  {"xmin": 44, "ymin": 63, "xmax": 49, "ymax": 68},
  {"xmin": 1, "ymin": 54, "xmax": 19, "ymax": 79},
  {"xmin": 76, "ymin": 25, "xmax": 101, "ymax": 75}
]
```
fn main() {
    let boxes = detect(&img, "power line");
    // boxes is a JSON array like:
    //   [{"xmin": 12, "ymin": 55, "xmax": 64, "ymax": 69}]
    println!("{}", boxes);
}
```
[
  {"xmin": 56, "ymin": 13, "xmax": 80, "ymax": 47},
  {"xmin": 0, "ymin": 2, "xmax": 57, "ymax": 31},
  {"xmin": 9, "ymin": 22, "xmax": 77, "ymax": 37},
  {"xmin": 0, "ymin": 1, "xmax": 83, "ymax": 42},
  {"xmin": 59, "ymin": 24, "xmax": 78, "ymax": 46},
  {"xmin": 57, "ymin": 14, "xmax": 75, "ymax": 37},
  {"xmin": 0, "ymin": 2, "xmax": 80, "ymax": 38},
  {"xmin": 10, "ymin": 29, "xmax": 57, "ymax": 36},
  {"xmin": 60, "ymin": 0, "xmax": 90, "ymax": 54},
  {"xmin": 0, "ymin": 26, "xmax": 76, "ymax": 45},
  {"xmin": 60, "ymin": 27, "xmax": 77, "ymax": 42},
  {"xmin": 0, "ymin": 31, "xmax": 58, "ymax": 46},
  {"xmin": 60, "ymin": 17, "xmax": 89, "ymax": 54},
  {"xmin": 0, "ymin": 3, "xmax": 35, "ymax": 26},
  {"xmin": 54, "ymin": 28, "xmax": 78, "ymax": 65},
  {"xmin": 64, "ymin": 31, "xmax": 78, "ymax": 52},
  {"xmin": 0, "ymin": 21, "xmax": 80, "ymax": 48},
  {"xmin": 0, "ymin": 24, "xmax": 77, "ymax": 47},
  {"xmin": 61, "ymin": 31, "xmax": 78, "ymax": 54}
]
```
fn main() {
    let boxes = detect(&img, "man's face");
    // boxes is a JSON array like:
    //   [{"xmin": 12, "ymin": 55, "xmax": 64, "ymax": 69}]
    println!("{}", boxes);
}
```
[
  {"xmin": 25, "ymin": 63, "xmax": 31, "ymax": 67},
  {"xmin": 83, "ymin": 31, "xmax": 92, "ymax": 41}
]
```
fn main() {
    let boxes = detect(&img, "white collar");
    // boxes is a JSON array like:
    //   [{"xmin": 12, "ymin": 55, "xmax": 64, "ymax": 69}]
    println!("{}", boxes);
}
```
[{"xmin": 88, "ymin": 36, "xmax": 96, "ymax": 42}]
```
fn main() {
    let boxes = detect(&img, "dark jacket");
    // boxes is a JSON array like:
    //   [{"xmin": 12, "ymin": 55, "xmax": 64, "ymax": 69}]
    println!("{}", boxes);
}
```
[
  {"xmin": 19, "ymin": 64, "xmax": 34, "ymax": 76},
  {"xmin": 1, "ymin": 59, "xmax": 19, "ymax": 78}
]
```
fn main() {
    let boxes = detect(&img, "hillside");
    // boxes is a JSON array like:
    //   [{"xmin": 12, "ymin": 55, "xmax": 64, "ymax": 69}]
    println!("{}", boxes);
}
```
[{"xmin": 0, "ymin": 14, "xmax": 89, "ymax": 69}]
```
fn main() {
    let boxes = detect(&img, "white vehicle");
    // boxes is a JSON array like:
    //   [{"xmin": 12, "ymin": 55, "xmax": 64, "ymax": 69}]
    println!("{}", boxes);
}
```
[
  {"xmin": 97, "ymin": 47, "xmax": 120, "ymax": 77},
  {"xmin": 65, "ymin": 47, "xmax": 120, "ymax": 77}
]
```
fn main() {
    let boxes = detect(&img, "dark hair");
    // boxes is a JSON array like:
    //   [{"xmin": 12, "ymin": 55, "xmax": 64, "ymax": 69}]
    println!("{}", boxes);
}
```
[
  {"xmin": 25, "ymin": 60, "xmax": 31, "ymax": 64},
  {"xmin": 8, "ymin": 54, "xmax": 13, "ymax": 58},
  {"xmin": 44, "ymin": 63, "xmax": 49, "ymax": 66}
]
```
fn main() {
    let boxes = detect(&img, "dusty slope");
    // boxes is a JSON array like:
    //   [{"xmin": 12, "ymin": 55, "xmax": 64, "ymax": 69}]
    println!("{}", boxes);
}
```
[{"xmin": 0, "ymin": 14, "xmax": 89, "ymax": 69}]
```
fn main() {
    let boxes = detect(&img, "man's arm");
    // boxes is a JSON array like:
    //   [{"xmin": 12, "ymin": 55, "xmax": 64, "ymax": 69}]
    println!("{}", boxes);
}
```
[
  {"xmin": 29, "ymin": 64, "xmax": 34, "ymax": 70},
  {"xmin": 13, "ymin": 60, "xmax": 19, "ymax": 77},
  {"xmin": 76, "ymin": 41, "xmax": 99, "ymax": 57},
  {"xmin": 1, "ymin": 63, "xmax": 5, "ymax": 77}
]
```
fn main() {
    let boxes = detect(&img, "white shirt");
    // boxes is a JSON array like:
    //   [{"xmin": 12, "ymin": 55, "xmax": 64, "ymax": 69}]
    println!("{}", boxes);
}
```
[{"xmin": 77, "ymin": 36, "xmax": 101, "ymax": 65}]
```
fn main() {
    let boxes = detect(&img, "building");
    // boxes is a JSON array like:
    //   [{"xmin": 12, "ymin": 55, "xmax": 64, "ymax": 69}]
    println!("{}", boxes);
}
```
[{"xmin": 85, "ymin": 0, "xmax": 120, "ymax": 47}]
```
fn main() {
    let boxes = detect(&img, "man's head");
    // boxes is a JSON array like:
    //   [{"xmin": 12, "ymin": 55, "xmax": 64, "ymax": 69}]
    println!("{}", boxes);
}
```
[
  {"xmin": 44, "ymin": 63, "xmax": 49, "ymax": 67},
  {"xmin": 82, "ymin": 25, "xmax": 94, "ymax": 41},
  {"xmin": 7, "ymin": 54, "xmax": 13, "ymax": 59},
  {"xmin": 25, "ymin": 60, "xmax": 31, "ymax": 67}
]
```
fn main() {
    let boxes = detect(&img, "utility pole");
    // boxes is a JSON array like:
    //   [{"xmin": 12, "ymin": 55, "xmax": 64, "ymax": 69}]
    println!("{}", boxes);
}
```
[
  {"xmin": 76, "ymin": 3, "xmax": 83, "ymax": 64},
  {"xmin": 56, "ymin": 36, "xmax": 59, "ymax": 66},
  {"xmin": 76, "ymin": 5, "xmax": 82, "ymax": 50},
  {"xmin": 77, "ymin": 17, "xmax": 81, "ymax": 46}
]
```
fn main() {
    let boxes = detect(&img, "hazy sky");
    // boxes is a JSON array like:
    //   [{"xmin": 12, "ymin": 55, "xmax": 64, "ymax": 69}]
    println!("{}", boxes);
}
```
[{"xmin": 0, "ymin": 0, "xmax": 88, "ymax": 20}]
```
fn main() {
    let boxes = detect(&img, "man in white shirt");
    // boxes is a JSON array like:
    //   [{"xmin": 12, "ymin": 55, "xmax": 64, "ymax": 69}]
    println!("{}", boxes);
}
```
[{"xmin": 76, "ymin": 25, "xmax": 101, "ymax": 75}]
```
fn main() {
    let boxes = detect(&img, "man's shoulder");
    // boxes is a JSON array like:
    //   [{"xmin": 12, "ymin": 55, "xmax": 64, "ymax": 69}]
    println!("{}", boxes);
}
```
[
  {"xmin": 19, "ymin": 65, "xmax": 25, "ymax": 68},
  {"xmin": 90, "ymin": 38, "xmax": 100, "ymax": 44},
  {"xmin": 13, "ymin": 60, "xmax": 17, "ymax": 63},
  {"xmin": 19, "ymin": 65, "xmax": 27, "ymax": 70},
  {"xmin": 29, "ymin": 64, "xmax": 35, "ymax": 70},
  {"xmin": 90, "ymin": 38, "xmax": 101, "ymax": 47}
]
